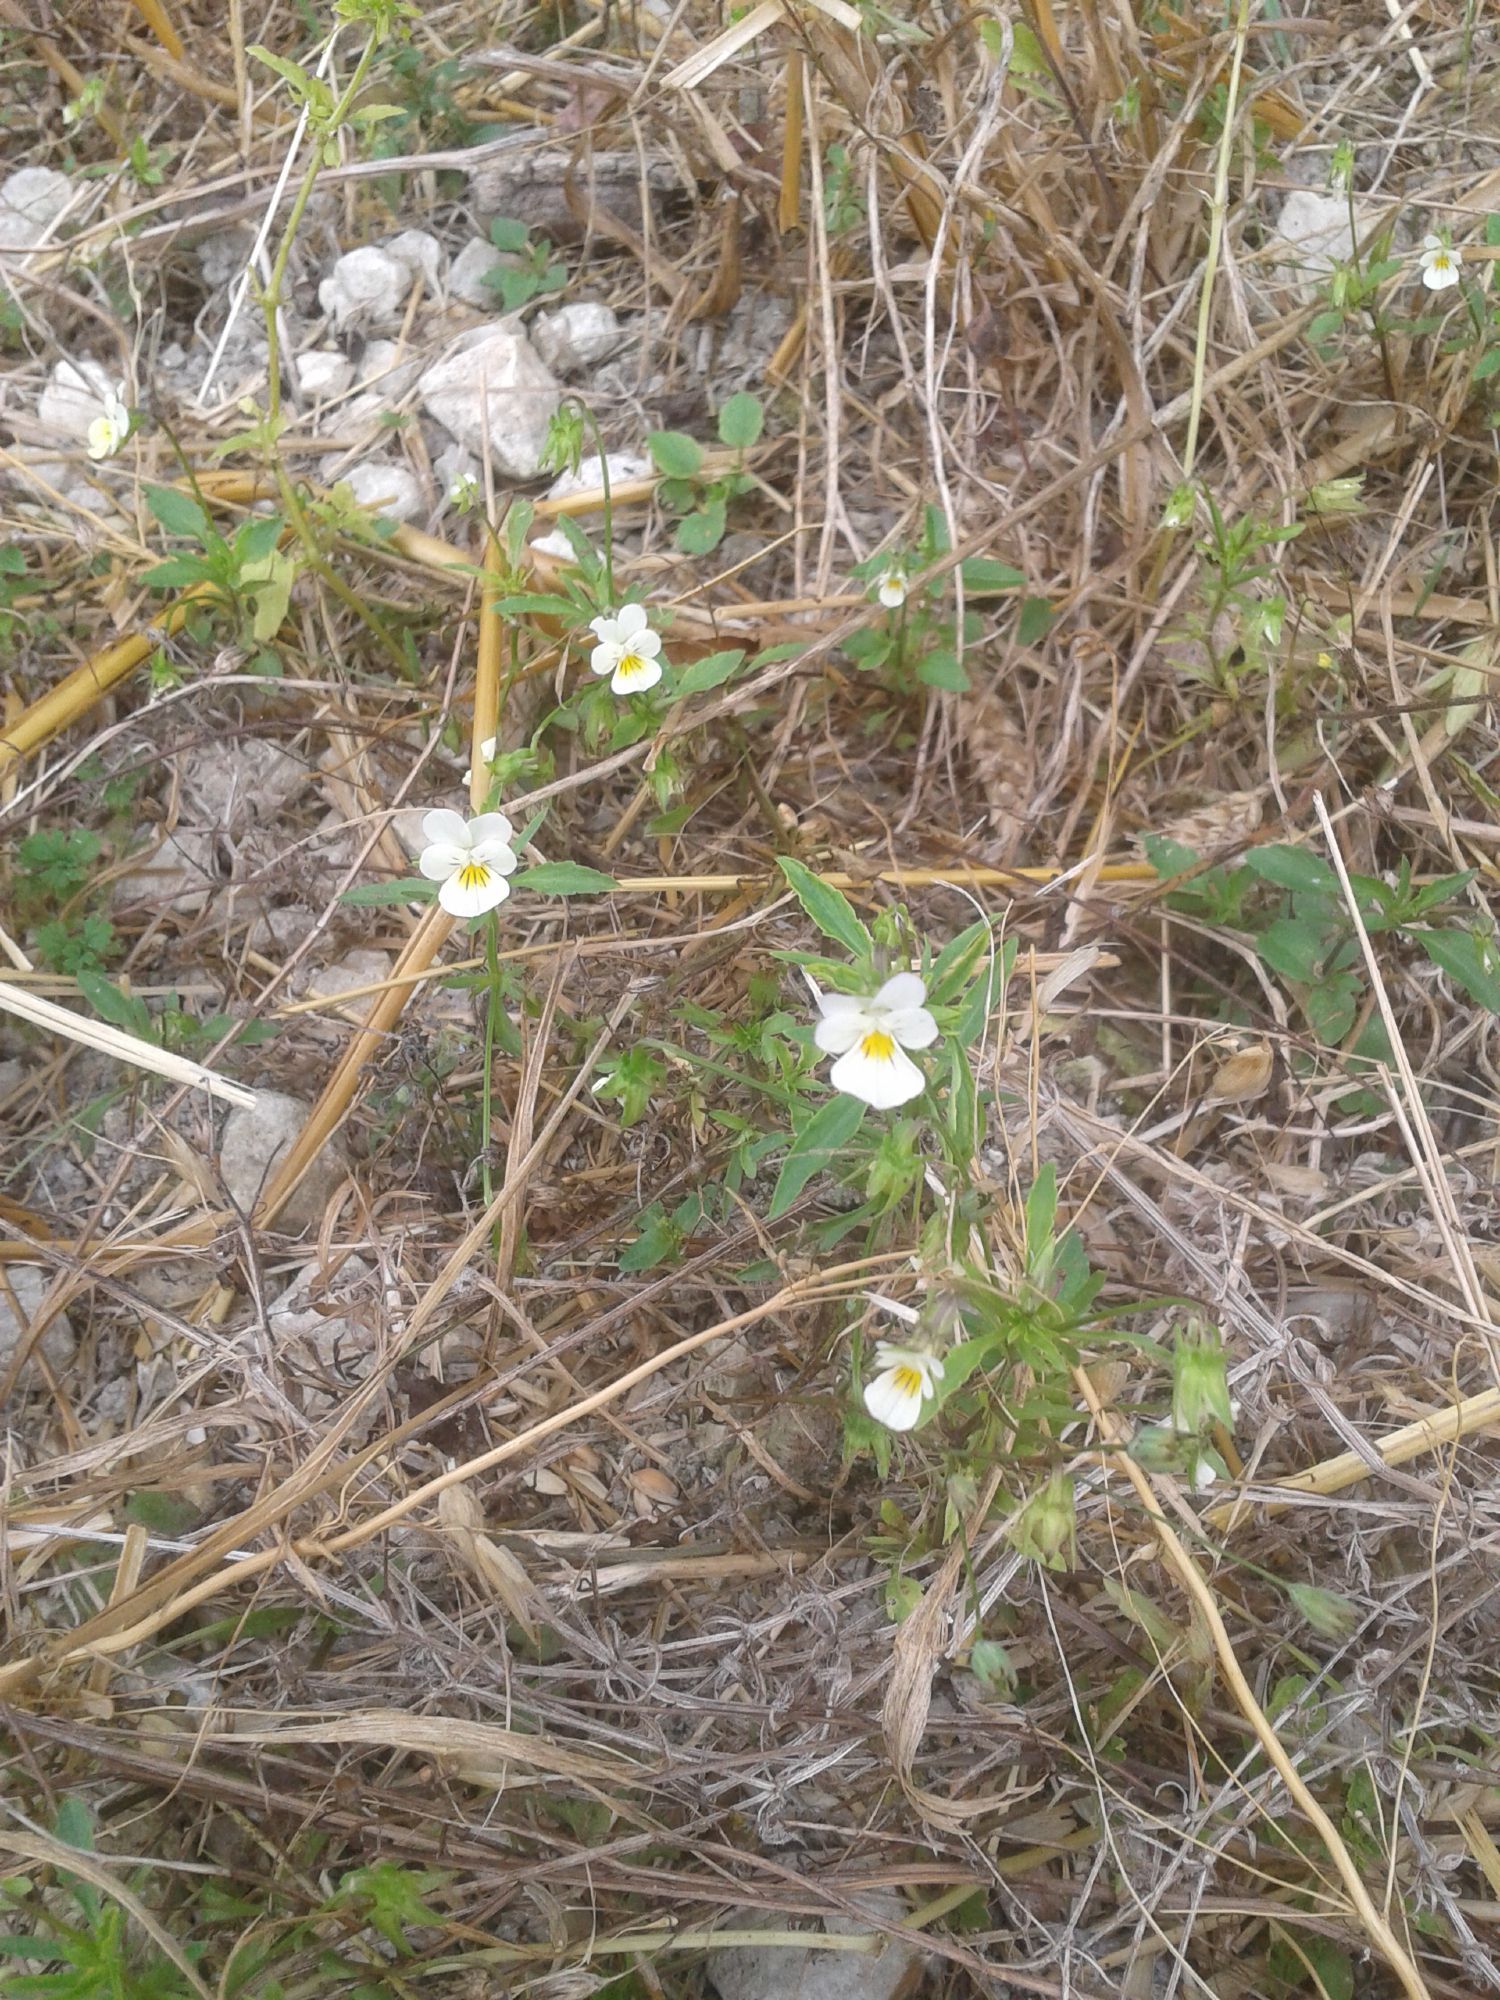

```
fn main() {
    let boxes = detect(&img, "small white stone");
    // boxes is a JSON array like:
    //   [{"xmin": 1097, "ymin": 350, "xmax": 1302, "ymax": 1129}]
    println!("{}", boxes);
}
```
[
  {"xmin": 418, "ymin": 325, "xmax": 561, "ymax": 480},
  {"xmin": 0, "ymin": 167, "xmax": 74, "ymax": 249},
  {"xmin": 530, "ymin": 527, "xmax": 584, "ymax": 562},
  {"xmin": 532, "ymin": 301, "xmax": 623, "ymax": 376},
  {"xmin": 36, "ymin": 358, "xmax": 116, "ymax": 444},
  {"xmin": 0, "ymin": 1265, "xmax": 77, "ymax": 1371},
  {"xmin": 447, "ymin": 237, "xmax": 515, "ymax": 308},
  {"xmin": 707, "ymin": 1894, "xmax": 921, "ymax": 2000},
  {"xmin": 267, "ymin": 1254, "xmax": 375, "ymax": 1376},
  {"xmin": 318, "ymin": 245, "xmax": 412, "ymax": 329},
  {"xmin": 544, "ymin": 449, "xmax": 651, "ymax": 502},
  {"xmin": 296, "ymin": 348, "xmax": 354, "ymax": 401},
  {"xmin": 304, "ymin": 950, "xmax": 391, "ymax": 1010},
  {"xmin": 1271, "ymin": 189, "xmax": 1379, "ymax": 300},
  {"xmin": 383, "ymin": 228, "xmax": 442, "ymax": 292},
  {"xmin": 343, "ymin": 460, "xmax": 423, "ymax": 522},
  {"xmin": 219, "ymin": 1090, "xmax": 348, "ymax": 1233}
]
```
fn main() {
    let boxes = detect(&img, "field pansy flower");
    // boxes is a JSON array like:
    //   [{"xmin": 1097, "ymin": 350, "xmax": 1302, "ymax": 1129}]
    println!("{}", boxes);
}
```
[
  {"xmin": 875, "ymin": 565, "xmax": 907, "ymax": 609},
  {"xmin": 589, "ymin": 603, "xmax": 664, "ymax": 695},
  {"xmin": 814, "ymin": 971, "xmax": 938, "ymax": 1108},
  {"xmin": 1419, "ymin": 233, "xmax": 1459, "ymax": 291},
  {"xmin": 863, "ymin": 1341, "xmax": 942, "ymax": 1431},
  {"xmin": 418, "ymin": 807, "xmax": 517, "ymax": 917},
  {"xmin": 86, "ymin": 390, "xmax": 131, "ymax": 461}
]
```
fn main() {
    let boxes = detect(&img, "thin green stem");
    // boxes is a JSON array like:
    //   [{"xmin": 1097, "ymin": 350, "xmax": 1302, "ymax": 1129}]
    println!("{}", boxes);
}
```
[
  {"xmin": 481, "ymin": 912, "xmax": 504, "ymax": 1209},
  {"xmin": 1181, "ymin": 0, "xmax": 1255, "ymax": 480}
]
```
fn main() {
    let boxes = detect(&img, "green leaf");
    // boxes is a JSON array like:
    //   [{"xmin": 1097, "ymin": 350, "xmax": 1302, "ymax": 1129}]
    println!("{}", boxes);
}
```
[
  {"xmin": 776, "ymin": 856, "xmax": 873, "ymax": 957},
  {"xmin": 717, "ymin": 390, "xmax": 764, "ymax": 449},
  {"xmin": 927, "ymin": 916, "xmax": 994, "ymax": 1005},
  {"xmin": 1016, "ymin": 595, "xmax": 1054, "ymax": 644},
  {"xmin": 140, "ymin": 557, "xmax": 213, "ymax": 590},
  {"xmin": 1256, "ymin": 917, "xmax": 1330, "ymax": 985},
  {"xmin": 1303, "ymin": 970, "xmax": 1361, "ymax": 1045},
  {"xmin": 489, "ymin": 215, "xmax": 530, "ymax": 252},
  {"xmin": 1243, "ymin": 843, "xmax": 1340, "ymax": 894},
  {"xmin": 489, "ymin": 591, "xmax": 583, "ymax": 619},
  {"xmin": 76, "ymin": 971, "xmax": 153, "ymax": 1040},
  {"xmin": 675, "ymin": 497, "xmax": 726, "ymax": 554},
  {"xmin": 646, "ymin": 430, "xmax": 705, "ymax": 479},
  {"xmin": 673, "ymin": 647, "xmax": 745, "ymax": 696},
  {"xmin": 53, "ymin": 1796, "xmax": 94, "ymax": 1853},
  {"xmin": 339, "ymin": 877, "xmax": 438, "ymax": 906},
  {"xmin": 512, "ymin": 862, "xmax": 618, "ymax": 895},
  {"xmin": 0, "ymin": 546, "xmax": 25, "ymax": 575},
  {"xmin": 769, "ymin": 1092, "xmax": 867, "ymax": 1219},
  {"xmin": 917, "ymin": 648, "xmax": 970, "ymax": 692},
  {"xmin": 145, "ymin": 484, "xmax": 212, "ymax": 543},
  {"xmin": 1474, "ymin": 348, "xmax": 1500, "ymax": 381},
  {"xmin": 959, "ymin": 556, "xmax": 1026, "ymax": 593},
  {"xmin": 1414, "ymin": 927, "xmax": 1500, "ymax": 1011}
]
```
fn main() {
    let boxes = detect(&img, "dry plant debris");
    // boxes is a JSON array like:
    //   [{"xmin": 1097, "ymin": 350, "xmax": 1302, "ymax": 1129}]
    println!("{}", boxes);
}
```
[{"xmin": 3, "ymin": 0, "xmax": 1500, "ymax": 1996}]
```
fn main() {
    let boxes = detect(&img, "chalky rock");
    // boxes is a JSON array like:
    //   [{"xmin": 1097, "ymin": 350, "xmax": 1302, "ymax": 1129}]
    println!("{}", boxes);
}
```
[
  {"xmin": 707, "ymin": 1894, "xmax": 922, "ymax": 2000},
  {"xmin": 383, "ymin": 228, "xmax": 442, "ymax": 292},
  {"xmin": 544, "ymin": 449, "xmax": 650, "ymax": 503},
  {"xmin": 219, "ymin": 1090, "xmax": 348, "ymax": 1233},
  {"xmin": 343, "ymin": 459, "xmax": 423, "ymax": 522},
  {"xmin": 0, "ymin": 1265, "xmax": 77, "ymax": 1372},
  {"xmin": 448, "ymin": 236, "xmax": 513, "ymax": 307},
  {"xmin": 0, "ymin": 166, "xmax": 73, "ymax": 248},
  {"xmin": 418, "ymin": 325, "xmax": 561, "ymax": 479},
  {"xmin": 1271, "ymin": 189, "xmax": 1380, "ymax": 300},
  {"xmin": 296, "ymin": 348, "xmax": 354, "ymax": 402},
  {"xmin": 36, "ymin": 358, "xmax": 116, "ymax": 444},
  {"xmin": 318, "ymin": 245, "xmax": 411, "ymax": 329},
  {"xmin": 532, "ymin": 300, "xmax": 623, "ymax": 376}
]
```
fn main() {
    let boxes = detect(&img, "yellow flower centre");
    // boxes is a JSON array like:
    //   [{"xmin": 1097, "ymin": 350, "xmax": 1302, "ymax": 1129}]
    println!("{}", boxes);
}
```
[
  {"xmin": 615, "ymin": 651, "xmax": 650, "ymax": 683},
  {"xmin": 456, "ymin": 860, "xmax": 492, "ymax": 893},
  {"xmin": 859, "ymin": 1028, "xmax": 896, "ymax": 1062},
  {"xmin": 891, "ymin": 1365, "xmax": 924, "ymax": 1399}
]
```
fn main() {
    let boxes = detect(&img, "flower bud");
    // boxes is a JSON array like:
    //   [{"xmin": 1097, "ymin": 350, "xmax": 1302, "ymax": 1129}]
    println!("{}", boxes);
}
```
[
  {"xmin": 1171, "ymin": 1323, "xmax": 1233, "ymax": 1435},
  {"xmin": 1008, "ymin": 1470, "xmax": 1076, "ymax": 1572}
]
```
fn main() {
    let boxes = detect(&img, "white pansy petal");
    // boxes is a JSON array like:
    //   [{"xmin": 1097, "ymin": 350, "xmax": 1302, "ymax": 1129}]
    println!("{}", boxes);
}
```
[
  {"xmin": 873, "ymin": 971, "xmax": 928, "ymax": 1014},
  {"xmin": 814, "ymin": 1004, "xmax": 868, "ymax": 1056},
  {"xmin": 468, "ymin": 812, "xmax": 514, "ymax": 848},
  {"xmin": 829, "ymin": 1034, "xmax": 925, "ymax": 1108},
  {"xmin": 617, "ymin": 602, "xmax": 648, "ymax": 637},
  {"xmin": 471, "ymin": 835, "xmax": 518, "ymax": 875},
  {"xmin": 589, "ymin": 613, "xmax": 620, "ymax": 644},
  {"xmin": 438, "ymin": 860, "xmax": 511, "ymax": 917},
  {"xmin": 864, "ymin": 1365, "xmax": 925, "ymax": 1432},
  {"xmin": 418, "ymin": 841, "xmax": 468, "ymax": 881},
  {"xmin": 590, "ymin": 643, "xmax": 620, "ymax": 678},
  {"xmin": 1423, "ymin": 233, "xmax": 1444, "ymax": 252},
  {"xmin": 421, "ymin": 808, "xmax": 470, "ymax": 849},
  {"xmin": 611, "ymin": 655, "xmax": 663, "ymax": 695},
  {"xmin": 890, "ymin": 1006, "xmax": 939, "ymax": 1050}
]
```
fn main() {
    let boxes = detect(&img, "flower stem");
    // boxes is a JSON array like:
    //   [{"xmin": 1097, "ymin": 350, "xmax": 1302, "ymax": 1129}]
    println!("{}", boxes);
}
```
[{"xmin": 481, "ymin": 911, "xmax": 504, "ymax": 1209}]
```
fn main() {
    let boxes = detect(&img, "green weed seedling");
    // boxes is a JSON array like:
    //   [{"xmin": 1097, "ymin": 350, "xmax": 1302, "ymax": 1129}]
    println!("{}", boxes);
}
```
[
  {"xmin": 13, "ymin": 825, "xmax": 117, "ymax": 975},
  {"xmin": 483, "ymin": 215, "xmax": 566, "ymax": 312},
  {"xmin": 647, "ymin": 391, "xmax": 765, "ymax": 556},
  {"xmin": 843, "ymin": 504, "xmax": 1036, "ymax": 698},
  {"xmin": 1146, "ymin": 836, "xmax": 1498, "ymax": 1050},
  {"xmin": 139, "ymin": 484, "xmax": 296, "ymax": 666}
]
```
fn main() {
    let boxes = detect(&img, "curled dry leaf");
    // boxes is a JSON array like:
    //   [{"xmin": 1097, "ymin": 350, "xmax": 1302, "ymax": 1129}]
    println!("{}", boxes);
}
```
[
  {"xmin": 629, "ymin": 1465, "xmax": 679, "ymax": 1516},
  {"xmin": 438, "ymin": 1484, "xmax": 544, "ymax": 1644},
  {"xmin": 1206, "ymin": 1042, "xmax": 1274, "ymax": 1104}
]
